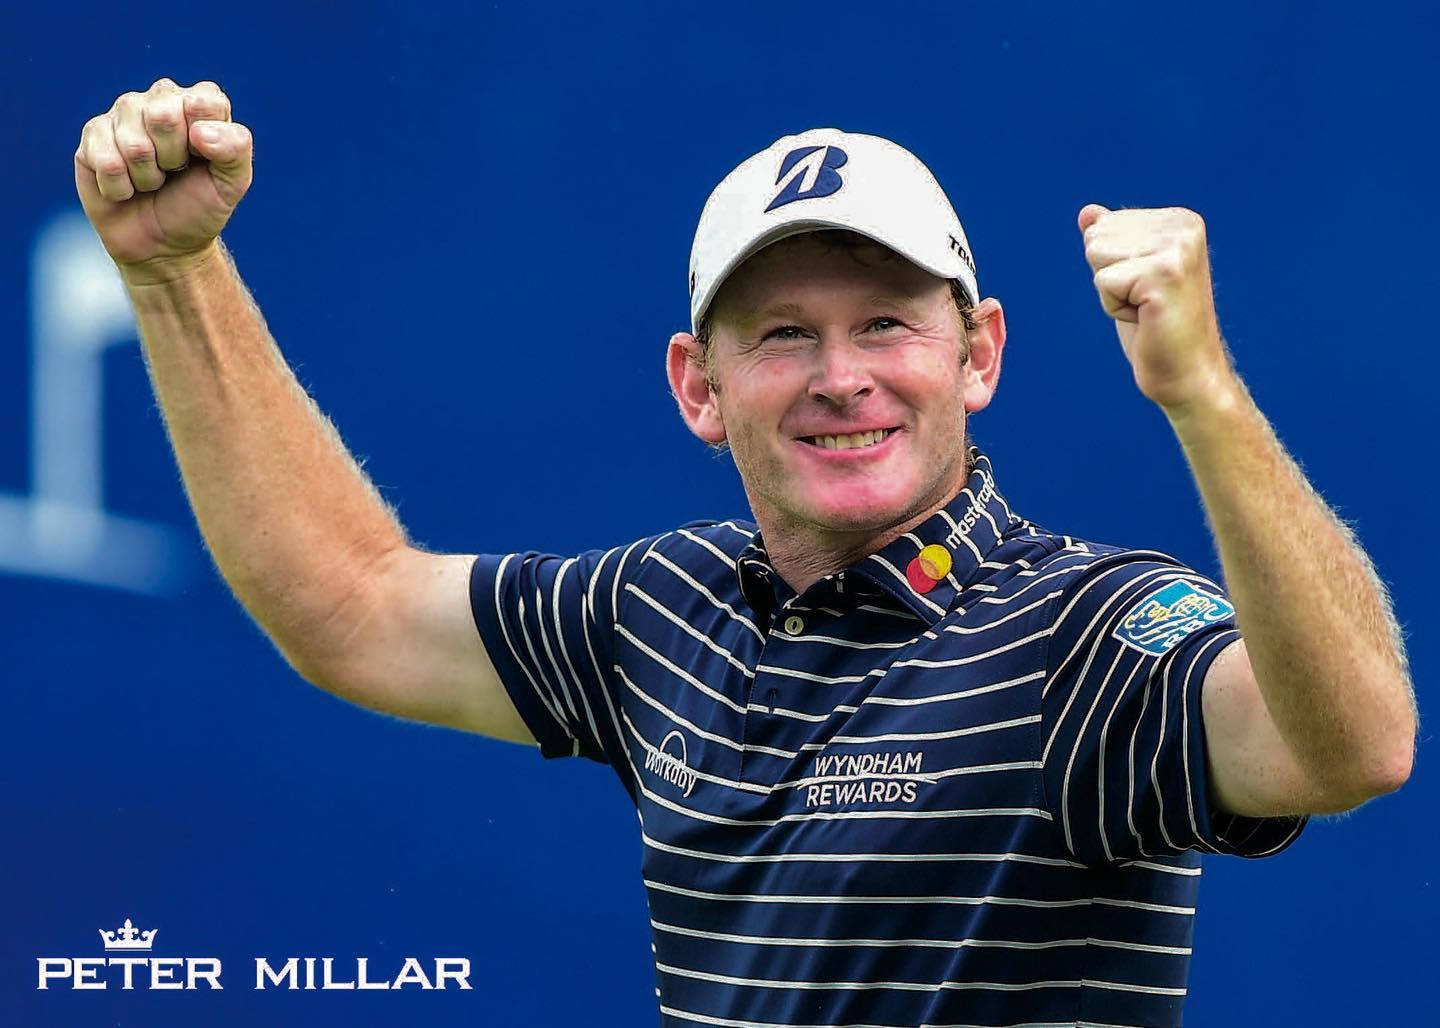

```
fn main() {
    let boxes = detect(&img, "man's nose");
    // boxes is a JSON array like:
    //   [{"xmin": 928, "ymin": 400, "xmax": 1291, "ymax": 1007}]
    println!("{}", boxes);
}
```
[{"xmin": 807, "ymin": 335, "xmax": 874, "ymax": 405}]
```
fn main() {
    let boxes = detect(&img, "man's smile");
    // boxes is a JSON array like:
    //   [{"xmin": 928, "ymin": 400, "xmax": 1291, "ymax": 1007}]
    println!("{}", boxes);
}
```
[{"xmin": 793, "ymin": 426, "xmax": 901, "ymax": 455}]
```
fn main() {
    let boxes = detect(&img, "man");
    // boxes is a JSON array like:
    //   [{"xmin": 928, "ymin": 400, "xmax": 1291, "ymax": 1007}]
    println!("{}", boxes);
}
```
[{"xmin": 75, "ymin": 79, "xmax": 1415, "ymax": 1027}]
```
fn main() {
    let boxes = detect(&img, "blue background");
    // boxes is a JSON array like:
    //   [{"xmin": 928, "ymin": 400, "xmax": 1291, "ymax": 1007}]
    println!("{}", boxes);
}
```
[{"xmin": 3, "ymin": 2, "xmax": 1435, "ymax": 1025}]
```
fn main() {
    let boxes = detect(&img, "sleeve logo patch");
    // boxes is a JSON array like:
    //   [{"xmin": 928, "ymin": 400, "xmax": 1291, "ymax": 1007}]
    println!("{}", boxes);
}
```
[{"xmin": 1112, "ymin": 580, "xmax": 1235, "ymax": 656}]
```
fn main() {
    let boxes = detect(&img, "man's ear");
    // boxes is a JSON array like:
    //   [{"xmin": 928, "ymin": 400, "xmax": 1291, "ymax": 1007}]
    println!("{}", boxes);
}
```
[
  {"xmin": 666, "ymin": 331, "xmax": 727, "ymax": 445},
  {"xmin": 961, "ymin": 298, "xmax": 1006, "ymax": 413}
]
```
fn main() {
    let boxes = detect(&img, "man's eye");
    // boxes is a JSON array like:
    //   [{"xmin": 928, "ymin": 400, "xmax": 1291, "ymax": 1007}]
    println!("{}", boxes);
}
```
[
  {"xmin": 867, "ymin": 317, "xmax": 903, "ymax": 332},
  {"xmin": 764, "ymin": 325, "xmax": 807, "ymax": 341}
]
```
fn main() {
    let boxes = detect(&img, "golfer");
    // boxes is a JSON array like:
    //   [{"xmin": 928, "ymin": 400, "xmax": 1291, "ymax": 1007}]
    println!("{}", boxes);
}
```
[{"xmin": 74, "ymin": 79, "xmax": 1416, "ymax": 1027}]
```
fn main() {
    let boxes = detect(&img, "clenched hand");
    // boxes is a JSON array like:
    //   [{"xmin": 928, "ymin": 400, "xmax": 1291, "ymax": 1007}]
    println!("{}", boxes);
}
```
[
  {"xmin": 74, "ymin": 78, "xmax": 252, "ymax": 283},
  {"xmin": 1078, "ymin": 204, "xmax": 1233, "ymax": 412}
]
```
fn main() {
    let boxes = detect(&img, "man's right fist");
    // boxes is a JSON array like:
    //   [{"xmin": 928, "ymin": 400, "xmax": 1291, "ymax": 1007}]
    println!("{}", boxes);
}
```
[{"xmin": 74, "ymin": 79, "xmax": 253, "ymax": 282}]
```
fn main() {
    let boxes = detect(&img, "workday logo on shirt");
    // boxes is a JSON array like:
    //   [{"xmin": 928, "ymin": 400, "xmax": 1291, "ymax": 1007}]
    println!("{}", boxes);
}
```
[{"xmin": 644, "ymin": 729, "xmax": 697, "ymax": 797}]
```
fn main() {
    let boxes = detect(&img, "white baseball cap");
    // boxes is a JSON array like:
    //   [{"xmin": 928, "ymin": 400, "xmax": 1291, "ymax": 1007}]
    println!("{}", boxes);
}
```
[{"xmin": 688, "ymin": 128, "xmax": 979, "ymax": 333}]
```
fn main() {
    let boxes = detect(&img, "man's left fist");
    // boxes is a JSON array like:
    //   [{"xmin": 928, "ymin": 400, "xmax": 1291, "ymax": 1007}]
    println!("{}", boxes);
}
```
[{"xmin": 1078, "ymin": 204, "xmax": 1232, "ymax": 412}]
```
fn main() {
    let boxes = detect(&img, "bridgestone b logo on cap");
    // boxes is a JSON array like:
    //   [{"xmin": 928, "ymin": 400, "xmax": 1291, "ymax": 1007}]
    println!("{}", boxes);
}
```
[{"xmin": 766, "ymin": 145, "xmax": 848, "ymax": 212}]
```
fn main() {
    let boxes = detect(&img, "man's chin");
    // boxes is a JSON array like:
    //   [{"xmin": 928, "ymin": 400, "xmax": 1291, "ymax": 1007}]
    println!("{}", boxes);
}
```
[{"xmin": 796, "ymin": 494, "xmax": 922, "ymax": 536}]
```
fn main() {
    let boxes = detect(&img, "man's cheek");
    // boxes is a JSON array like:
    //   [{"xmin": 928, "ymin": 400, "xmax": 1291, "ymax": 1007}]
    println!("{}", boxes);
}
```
[{"xmin": 900, "ymin": 351, "xmax": 959, "ymax": 388}]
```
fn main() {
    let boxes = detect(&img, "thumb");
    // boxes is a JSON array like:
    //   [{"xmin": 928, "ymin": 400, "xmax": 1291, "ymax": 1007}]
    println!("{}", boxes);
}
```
[
  {"xmin": 1077, "ymin": 203, "xmax": 1108, "ymax": 233},
  {"xmin": 189, "ymin": 120, "xmax": 253, "ymax": 206}
]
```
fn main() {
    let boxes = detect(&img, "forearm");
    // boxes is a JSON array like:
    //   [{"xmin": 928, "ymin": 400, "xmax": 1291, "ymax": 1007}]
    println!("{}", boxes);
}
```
[
  {"xmin": 124, "ymin": 240, "xmax": 407, "ymax": 676},
  {"xmin": 1166, "ymin": 371, "xmax": 1415, "ymax": 795}
]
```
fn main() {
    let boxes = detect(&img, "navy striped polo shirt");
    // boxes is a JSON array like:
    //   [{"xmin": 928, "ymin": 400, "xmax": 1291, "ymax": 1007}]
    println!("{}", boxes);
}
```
[{"xmin": 469, "ymin": 448, "xmax": 1304, "ymax": 1027}]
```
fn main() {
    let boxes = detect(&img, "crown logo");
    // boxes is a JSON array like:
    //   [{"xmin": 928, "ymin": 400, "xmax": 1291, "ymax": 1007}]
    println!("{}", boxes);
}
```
[{"xmin": 99, "ymin": 918, "xmax": 157, "ymax": 951}]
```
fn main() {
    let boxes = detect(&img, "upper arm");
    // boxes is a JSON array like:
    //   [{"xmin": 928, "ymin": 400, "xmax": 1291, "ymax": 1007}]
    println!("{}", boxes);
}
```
[
  {"xmin": 307, "ymin": 547, "xmax": 534, "ymax": 742},
  {"xmin": 1042, "ymin": 554, "xmax": 1305, "ymax": 862},
  {"xmin": 1201, "ymin": 637, "xmax": 1342, "ymax": 817}
]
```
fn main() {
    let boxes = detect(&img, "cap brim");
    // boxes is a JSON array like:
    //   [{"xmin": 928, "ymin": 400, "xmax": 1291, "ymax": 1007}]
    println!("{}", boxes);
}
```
[{"xmin": 691, "ymin": 217, "xmax": 963, "ymax": 332}]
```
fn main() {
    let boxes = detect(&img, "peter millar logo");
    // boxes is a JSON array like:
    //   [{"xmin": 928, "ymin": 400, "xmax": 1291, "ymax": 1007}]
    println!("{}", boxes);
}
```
[
  {"xmin": 40, "ymin": 918, "xmax": 220, "ymax": 990},
  {"xmin": 101, "ymin": 917, "xmax": 156, "ymax": 950},
  {"xmin": 766, "ymin": 144, "xmax": 848, "ymax": 212},
  {"xmin": 38, "ymin": 917, "xmax": 473, "ymax": 992},
  {"xmin": 644, "ymin": 728, "xmax": 697, "ymax": 797}
]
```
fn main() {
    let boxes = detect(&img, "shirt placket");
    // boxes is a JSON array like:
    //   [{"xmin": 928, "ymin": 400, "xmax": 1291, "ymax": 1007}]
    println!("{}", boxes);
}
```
[{"xmin": 738, "ymin": 578, "xmax": 840, "ymax": 789}]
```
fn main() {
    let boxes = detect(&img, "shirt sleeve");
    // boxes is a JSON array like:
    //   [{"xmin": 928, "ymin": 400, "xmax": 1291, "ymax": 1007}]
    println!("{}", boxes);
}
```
[
  {"xmin": 469, "ymin": 534, "xmax": 663, "ymax": 781},
  {"xmin": 1040, "ymin": 551, "xmax": 1306, "ymax": 865}
]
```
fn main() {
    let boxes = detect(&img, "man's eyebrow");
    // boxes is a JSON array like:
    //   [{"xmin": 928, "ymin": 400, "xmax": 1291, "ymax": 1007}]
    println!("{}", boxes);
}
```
[
  {"xmin": 868, "ymin": 295, "xmax": 924, "ymax": 314},
  {"xmin": 735, "ymin": 296, "xmax": 923, "ymax": 332},
  {"xmin": 735, "ymin": 301, "xmax": 809, "ymax": 332}
]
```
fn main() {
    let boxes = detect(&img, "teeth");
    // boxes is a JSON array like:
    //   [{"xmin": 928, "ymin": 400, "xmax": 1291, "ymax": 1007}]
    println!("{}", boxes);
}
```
[{"xmin": 812, "ymin": 429, "xmax": 891, "ymax": 451}]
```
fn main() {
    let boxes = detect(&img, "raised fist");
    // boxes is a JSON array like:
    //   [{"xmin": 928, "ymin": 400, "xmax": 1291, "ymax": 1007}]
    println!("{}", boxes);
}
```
[
  {"xmin": 1078, "ymin": 204, "xmax": 1229, "ymax": 411},
  {"xmin": 74, "ymin": 78, "xmax": 252, "ymax": 282}
]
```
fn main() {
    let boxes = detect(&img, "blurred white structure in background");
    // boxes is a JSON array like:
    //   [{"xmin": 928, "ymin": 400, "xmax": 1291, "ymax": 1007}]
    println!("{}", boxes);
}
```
[{"xmin": 0, "ymin": 210, "xmax": 189, "ymax": 594}]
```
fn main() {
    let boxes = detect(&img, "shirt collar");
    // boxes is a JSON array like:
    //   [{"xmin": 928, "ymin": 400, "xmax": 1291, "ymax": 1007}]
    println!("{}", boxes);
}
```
[{"xmin": 735, "ymin": 447, "xmax": 1020, "ymax": 626}]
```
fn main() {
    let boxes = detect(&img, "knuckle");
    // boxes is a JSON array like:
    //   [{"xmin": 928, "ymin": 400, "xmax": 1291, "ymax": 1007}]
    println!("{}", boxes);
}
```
[
  {"xmin": 149, "ymin": 76, "xmax": 178, "ymax": 91},
  {"xmin": 146, "ymin": 102, "xmax": 183, "ymax": 129},
  {"xmin": 1173, "ymin": 207, "xmax": 1205, "ymax": 234},
  {"xmin": 182, "ymin": 84, "xmax": 231, "ymax": 117},
  {"xmin": 118, "ymin": 138, "xmax": 156, "ymax": 163},
  {"xmin": 203, "ymin": 82, "xmax": 232, "ymax": 111},
  {"xmin": 97, "ymin": 157, "xmax": 128, "ymax": 178}
]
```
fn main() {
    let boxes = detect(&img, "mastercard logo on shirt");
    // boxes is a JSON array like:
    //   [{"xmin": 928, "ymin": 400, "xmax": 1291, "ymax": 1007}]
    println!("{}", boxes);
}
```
[{"xmin": 905, "ymin": 544, "xmax": 952, "ymax": 594}]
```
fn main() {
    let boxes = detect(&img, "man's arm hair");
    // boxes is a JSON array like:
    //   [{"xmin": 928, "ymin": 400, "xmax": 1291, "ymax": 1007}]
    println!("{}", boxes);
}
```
[
  {"xmin": 1181, "ymin": 380, "xmax": 1415, "ymax": 816},
  {"xmin": 124, "ymin": 241, "xmax": 531, "ymax": 741}
]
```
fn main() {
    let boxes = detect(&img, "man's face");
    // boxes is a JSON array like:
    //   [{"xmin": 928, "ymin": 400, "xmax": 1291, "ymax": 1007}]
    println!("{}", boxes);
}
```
[{"xmin": 701, "ymin": 234, "xmax": 981, "ymax": 539}]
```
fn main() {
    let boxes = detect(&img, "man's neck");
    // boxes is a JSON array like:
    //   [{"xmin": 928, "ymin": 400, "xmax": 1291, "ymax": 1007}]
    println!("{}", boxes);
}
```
[{"xmin": 755, "ymin": 482, "xmax": 968, "ymax": 595}]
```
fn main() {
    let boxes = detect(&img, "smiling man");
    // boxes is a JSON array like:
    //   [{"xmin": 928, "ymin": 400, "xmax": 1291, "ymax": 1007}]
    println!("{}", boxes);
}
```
[
  {"xmin": 673, "ymin": 229, "xmax": 986, "ymax": 585},
  {"xmin": 76, "ymin": 81, "xmax": 1416, "ymax": 1027}
]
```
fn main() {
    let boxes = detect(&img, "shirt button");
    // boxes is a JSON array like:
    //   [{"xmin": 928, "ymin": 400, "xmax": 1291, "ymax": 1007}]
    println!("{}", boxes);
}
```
[{"xmin": 783, "ymin": 615, "xmax": 805, "ymax": 636}]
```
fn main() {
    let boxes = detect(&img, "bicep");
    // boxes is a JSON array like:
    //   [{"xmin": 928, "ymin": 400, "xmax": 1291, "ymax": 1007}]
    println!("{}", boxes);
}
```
[
  {"xmin": 1201, "ymin": 637, "xmax": 1323, "ymax": 817},
  {"xmin": 313, "ymin": 548, "xmax": 534, "ymax": 742}
]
